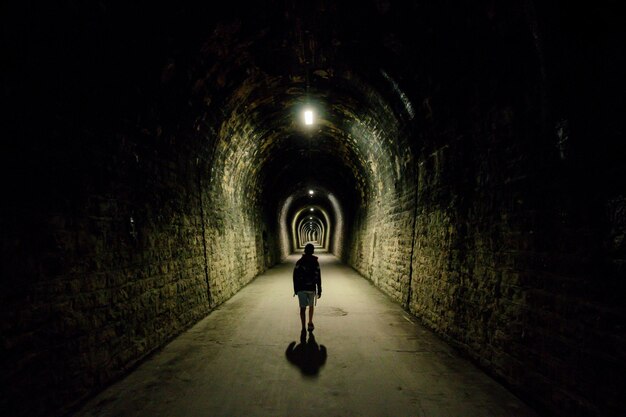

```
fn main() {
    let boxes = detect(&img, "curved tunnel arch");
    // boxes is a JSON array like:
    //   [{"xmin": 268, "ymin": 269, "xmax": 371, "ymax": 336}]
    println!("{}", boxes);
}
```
[
  {"xmin": 297, "ymin": 216, "xmax": 323, "ymax": 248},
  {"xmin": 207, "ymin": 71, "xmax": 410, "ymax": 202},
  {"xmin": 195, "ymin": 28, "xmax": 417, "ymax": 269},
  {"xmin": 186, "ymin": 4, "xmax": 420, "ymax": 220},
  {"xmin": 292, "ymin": 205, "xmax": 331, "ymax": 251},
  {"xmin": 278, "ymin": 186, "xmax": 345, "ymax": 257}
]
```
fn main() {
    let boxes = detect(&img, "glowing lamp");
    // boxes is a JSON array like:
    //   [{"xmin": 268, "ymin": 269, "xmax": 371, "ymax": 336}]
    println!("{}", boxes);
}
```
[{"xmin": 304, "ymin": 109, "xmax": 314, "ymax": 125}]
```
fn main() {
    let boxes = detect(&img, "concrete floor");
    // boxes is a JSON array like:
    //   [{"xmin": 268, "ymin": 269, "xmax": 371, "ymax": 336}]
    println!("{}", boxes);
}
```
[{"xmin": 76, "ymin": 254, "xmax": 537, "ymax": 417}]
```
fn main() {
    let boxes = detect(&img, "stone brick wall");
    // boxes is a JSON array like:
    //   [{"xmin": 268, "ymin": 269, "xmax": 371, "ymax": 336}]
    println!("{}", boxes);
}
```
[
  {"xmin": 405, "ymin": 121, "xmax": 625, "ymax": 417},
  {"xmin": 342, "ymin": 77, "xmax": 418, "ymax": 308},
  {"xmin": 347, "ymin": 189, "xmax": 416, "ymax": 306},
  {"xmin": 201, "ymin": 178, "xmax": 271, "ymax": 305},
  {"xmin": 341, "ymin": 3, "xmax": 626, "ymax": 417},
  {"xmin": 1, "ymin": 127, "xmax": 276, "ymax": 416},
  {"xmin": 346, "ymin": 104, "xmax": 625, "ymax": 417},
  {"xmin": 2, "ymin": 135, "xmax": 186, "ymax": 415}
]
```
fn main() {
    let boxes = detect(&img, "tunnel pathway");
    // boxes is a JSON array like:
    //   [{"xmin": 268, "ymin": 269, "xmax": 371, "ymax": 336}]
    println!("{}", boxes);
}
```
[{"xmin": 77, "ymin": 254, "xmax": 537, "ymax": 417}]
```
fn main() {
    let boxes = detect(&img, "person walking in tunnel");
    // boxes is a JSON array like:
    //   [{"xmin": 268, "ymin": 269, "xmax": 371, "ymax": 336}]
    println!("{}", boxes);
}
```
[{"xmin": 293, "ymin": 243, "xmax": 322, "ymax": 332}]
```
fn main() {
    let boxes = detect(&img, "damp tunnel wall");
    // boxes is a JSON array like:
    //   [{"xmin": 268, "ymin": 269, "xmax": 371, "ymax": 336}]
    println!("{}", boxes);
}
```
[{"xmin": 1, "ymin": 2, "xmax": 625, "ymax": 417}]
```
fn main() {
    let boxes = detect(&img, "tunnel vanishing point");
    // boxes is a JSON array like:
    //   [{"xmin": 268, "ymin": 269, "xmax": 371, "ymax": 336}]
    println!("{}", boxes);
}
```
[{"xmin": 2, "ymin": 1, "xmax": 625, "ymax": 416}]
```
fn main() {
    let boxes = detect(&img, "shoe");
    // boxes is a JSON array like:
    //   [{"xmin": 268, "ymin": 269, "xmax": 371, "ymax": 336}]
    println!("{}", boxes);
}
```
[{"xmin": 307, "ymin": 322, "xmax": 314, "ymax": 331}]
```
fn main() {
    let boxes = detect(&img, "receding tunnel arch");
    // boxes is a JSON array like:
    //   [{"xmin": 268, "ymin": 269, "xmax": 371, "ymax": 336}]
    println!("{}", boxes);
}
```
[
  {"xmin": 201, "ymin": 64, "xmax": 416, "ymax": 265},
  {"xmin": 293, "ymin": 205, "xmax": 331, "ymax": 250},
  {"xmin": 194, "ymin": 30, "xmax": 417, "ymax": 241},
  {"xmin": 279, "ymin": 188, "xmax": 342, "ymax": 257},
  {"xmin": 177, "ymin": 1, "xmax": 424, "ymax": 290},
  {"xmin": 297, "ymin": 216, "xmax": 324, "ymax": 248}
]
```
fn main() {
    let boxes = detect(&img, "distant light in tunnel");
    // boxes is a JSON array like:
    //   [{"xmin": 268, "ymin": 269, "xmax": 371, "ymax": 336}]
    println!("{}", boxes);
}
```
[
  {"xmin": 310, "ymin": 208, "xmax": 314, "ymax": 211},
  {"xmin": 304, "ymin": 109, "xmax": 314, "ymax": 125},
  {"xmin": 309, "ymin": 217, "xmax": 313, "ymax": 219}
]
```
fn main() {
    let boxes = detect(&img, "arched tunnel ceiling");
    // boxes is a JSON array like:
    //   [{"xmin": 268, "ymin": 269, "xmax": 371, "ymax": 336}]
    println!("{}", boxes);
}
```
[
  {"xmin": 187, "ymin": 1, "xmax": 419, "ymax": 219},
  {"xmin": 260, "ymin": 144, "xmax": 364, "ymax": 211},
  {"xmin": 290, "ymin": 197, "xmax": 335, "ymax": 230},
  {"xmin": 214, "ymin": 74, "xmax": 375, "ymax": 210},
  {"xmin": 10, "ymin": 0, "xmax": 443, "ymax": 221}
]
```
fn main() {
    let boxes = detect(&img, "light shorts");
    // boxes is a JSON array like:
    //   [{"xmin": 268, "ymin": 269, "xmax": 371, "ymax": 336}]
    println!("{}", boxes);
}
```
[{"xmin": 297, "ymin": 291, "xmax": 316, "ymax": 307}]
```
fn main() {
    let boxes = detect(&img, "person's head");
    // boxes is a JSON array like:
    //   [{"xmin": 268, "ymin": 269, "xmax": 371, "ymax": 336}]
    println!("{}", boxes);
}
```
[{"xmin": 304, "ymin": 243, "xmax": 314, "ymax": 255}]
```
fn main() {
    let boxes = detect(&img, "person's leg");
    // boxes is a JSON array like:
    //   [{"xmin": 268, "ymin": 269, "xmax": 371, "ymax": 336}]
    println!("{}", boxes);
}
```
[
  {"xmin": 308, "ymin": 305, "xmax": 314, "ymax": 327},
  {"xmin": 300, "ymin": 307, "xmax": 306, "ymax": 330}
]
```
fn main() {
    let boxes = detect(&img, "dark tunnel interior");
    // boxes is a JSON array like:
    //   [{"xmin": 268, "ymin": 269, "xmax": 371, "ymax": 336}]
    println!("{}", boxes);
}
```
[{"xmin": 2, "ymin": 1, "xmax": 625, "ymax": 416}]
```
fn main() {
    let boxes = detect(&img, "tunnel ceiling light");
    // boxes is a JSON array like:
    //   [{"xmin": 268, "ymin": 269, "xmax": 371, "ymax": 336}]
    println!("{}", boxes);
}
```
[{"xmin": 304, "ymin": 109, "xmax": 314, "ymax": 125}]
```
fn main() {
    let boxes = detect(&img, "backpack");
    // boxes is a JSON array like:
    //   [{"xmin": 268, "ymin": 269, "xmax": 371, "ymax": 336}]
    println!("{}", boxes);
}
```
[{"xmin": 296, "ymin": 258, "xmax": 316, "ymax": 287}]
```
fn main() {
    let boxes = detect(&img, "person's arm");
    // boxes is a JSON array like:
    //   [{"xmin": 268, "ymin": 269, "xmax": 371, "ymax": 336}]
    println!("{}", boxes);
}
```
[
  {"xmin": 293, "ymin": 263, "xmax": 299, "ymax": 295},
  {"xmin": 316, "ymin": 261, "xmax": 322, "ymax": 297}
]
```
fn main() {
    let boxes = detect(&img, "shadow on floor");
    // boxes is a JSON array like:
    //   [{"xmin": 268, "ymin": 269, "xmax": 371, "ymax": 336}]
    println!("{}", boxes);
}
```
[{"xmin": 285, "ymin": 331, "xmax": 327, "ymax": 377}]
